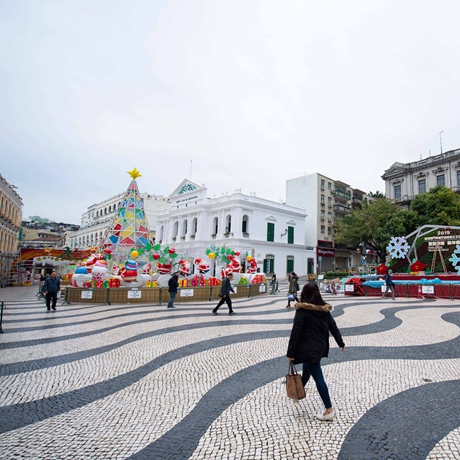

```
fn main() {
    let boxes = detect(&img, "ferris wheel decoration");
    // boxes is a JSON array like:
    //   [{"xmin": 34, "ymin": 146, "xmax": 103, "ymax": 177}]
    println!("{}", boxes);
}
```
[
  {"xmin": 448, "ymin": 246, "xmax": 460, "ymax": 274},
  {"xmin": 386, "ymin": 236, "xmax": 409, "ymax": 259}
]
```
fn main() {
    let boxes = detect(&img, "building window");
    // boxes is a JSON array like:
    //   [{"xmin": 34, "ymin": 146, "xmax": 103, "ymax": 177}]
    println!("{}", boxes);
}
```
[
  {"xmin": 242, "ymin": 215, "xmax": 249, "ymax": 233},
  {"xmin": 328, "ymin": 227, "xmax": 332, "ymax": 234},
  {"xmin": 328, "ymin": 182, "xmax": 332, "ymax": 189},
  {"xmin": 287, "ymin": 226, "xmax": 294, "ymax": 244},
  {"xmin": 321, "ymin": 210, "xmax": 325, "ymax": 219},
  {"xmin": 225, "ymin": 215, "xmax": 232, "ymax": 233},
  {"xmin": 267, "ymin": 222, "xmax": 275, "ymax": 242},
  {"xmin": 286, "ymin": 256, "xmax": 294, "ymax": 273},
  {"xmin": 327, "ymin": 197, "xmax": 332, "ymax": 204},
  {"xmin": 264, "ymin": 255, "xmax": 274, "ymax": 273},
  {"xmin": 321, "ymin": 195, "xmax": 325, "ymax": 204},
  {"xmin": 437, "ymin": 174, "xmax": 445, "ymax": 186},
  {"xmin": 321, "ymin": 225, "xmax": 325, "ymax": 233},
  {"xmin": 394, "ymin": 184, "xmax": 401, "ymax": 199},
  {"xmin": 418, "ymin": 179, "xmax": 426, "ymax": 194}
]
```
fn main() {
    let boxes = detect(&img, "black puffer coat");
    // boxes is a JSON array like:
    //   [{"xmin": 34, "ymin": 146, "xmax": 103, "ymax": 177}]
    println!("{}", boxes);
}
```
[{"xmin": 287, "ymin": 302, "xmax": 345, "ymax": 364}]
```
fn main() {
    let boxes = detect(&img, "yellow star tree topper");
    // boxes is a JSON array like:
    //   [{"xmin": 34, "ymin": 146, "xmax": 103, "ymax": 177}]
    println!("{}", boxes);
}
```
[{"xmin": 127, "ymin": 168, "xmax": 142, "ymax": 180}]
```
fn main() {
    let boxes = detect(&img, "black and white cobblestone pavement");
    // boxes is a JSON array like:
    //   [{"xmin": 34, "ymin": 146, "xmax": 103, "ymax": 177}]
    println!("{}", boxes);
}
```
[{"xmin": 0, "ymin": 285, "xmax": 459, "ymax": 459}]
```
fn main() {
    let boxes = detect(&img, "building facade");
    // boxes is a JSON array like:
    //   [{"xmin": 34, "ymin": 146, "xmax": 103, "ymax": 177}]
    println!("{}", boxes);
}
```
[
  {"xmin": 382, "ymin": 148, "xmax": 460, "ymax": 209},
  {"xmin": 66, "ymin": 192, "xmax": 170, "ymax": 250},
  {"xmin": 156, "ymin": 179, "xmax": 311, "ymax": 277},
  {"xmin": 286, "ymin": 173, "xmax": 376, "ymax": 273},
  {"xmin": 0, "ymin": 173, "xmax": 23, "ymax": 286}
]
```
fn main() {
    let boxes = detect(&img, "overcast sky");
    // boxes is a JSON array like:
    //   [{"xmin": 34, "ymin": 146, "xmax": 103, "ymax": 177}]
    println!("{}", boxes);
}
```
[{"xmin": 2, "ymin": 0, "xmax": 460, "ymax": 224}]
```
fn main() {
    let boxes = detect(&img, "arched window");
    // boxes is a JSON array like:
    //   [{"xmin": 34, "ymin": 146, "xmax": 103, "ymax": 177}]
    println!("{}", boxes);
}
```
[
  {"xmin": 182, "ymin": 219, "xmax": 188, "ymax": 236},
  {"xmin": 225, "ymin": 215, "xmax": 232, "ymax": 233},
  {"xmin": 192, "ymin": 217, "xmax": 198, "ymax": 235},
  {"xmin": 173, "ymin": 221, "xmax": 179, "ymax": 237},
  {"xmin": 159, "ymin": 225, "xmax": 164, "ymax": 242},
  {"xmin": 212, "ymin": 217, "xmax": 218, "ymax": 235},
  {"xmin": 242, "ymin": 215, "xmax": 249, "ymax": 234}
]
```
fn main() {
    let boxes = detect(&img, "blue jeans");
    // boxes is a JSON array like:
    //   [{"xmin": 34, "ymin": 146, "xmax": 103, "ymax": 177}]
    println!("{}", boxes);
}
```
[
  {"xmin": 167, "ymin": 292, "xmax": 176, "ymax": 307},
  {"xmin": 302, "ymin": 362, "xmax": 332, "ymax": 409}
]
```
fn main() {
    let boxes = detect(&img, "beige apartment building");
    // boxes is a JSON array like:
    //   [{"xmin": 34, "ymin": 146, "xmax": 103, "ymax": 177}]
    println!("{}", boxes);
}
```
[
  {"xmin": 382, "ymin": 148, "xmax": 460, "ymax": 209},
  {"xmin": 0, "ymin": 173, "xmax": 23, "ymax": 286},
  {"xmin": 286, "ymin": 173, "xmax": 376, "ymax": 274}
]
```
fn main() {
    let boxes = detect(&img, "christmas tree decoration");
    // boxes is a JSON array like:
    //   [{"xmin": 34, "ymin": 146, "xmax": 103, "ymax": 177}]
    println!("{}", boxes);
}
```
[{"xmin": 100, "ymin": 169, "xmax": 153, "ymax": 264}]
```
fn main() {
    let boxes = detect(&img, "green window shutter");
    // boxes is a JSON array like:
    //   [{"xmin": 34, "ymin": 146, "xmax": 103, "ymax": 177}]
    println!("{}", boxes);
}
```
[
  {"xmin": 267, "ymin": 223, "xmax": 274, "ymax": 242},
  {"xmin": 287, "ymin": 226, "xmax": 294, "ymax": 244},
  {"xmin": 286, "ymin": 257, "xmax": 294, "ymax": 273}
]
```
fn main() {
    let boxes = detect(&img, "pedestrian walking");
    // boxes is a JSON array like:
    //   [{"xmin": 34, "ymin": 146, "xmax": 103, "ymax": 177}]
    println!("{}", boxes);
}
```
[
  {"xmin": 167, "ymin": 274, "xmax": 179, "ymax": 308},
  {"xmin": 212, "ymin": 272, "xmax": 235, "ymax": 315},
  {"xmin": 287, "ymin": 282, "xmax": 345, "ymax": 421},
  {"xmin": 43, "ymin": 271, "xmax": 61, "ymax": 311},
  {"xmin": 382, "ymin": 269, "xmax": 396, "ymax": 300},
  {"xmin": 286, "ymin": 271, "xmax": 299, "ymax": 308},
  {"xmin": 331, "ymin": 280, "xmax": 337, "ymax": 295},
  {"xmin": 270, "ymin": 273, "xmax": 279, "ymax": 294}
]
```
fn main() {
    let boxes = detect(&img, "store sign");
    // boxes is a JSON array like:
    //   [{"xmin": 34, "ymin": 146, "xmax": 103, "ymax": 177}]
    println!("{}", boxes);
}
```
[{"xmin": 317, "ymin": 248, "xmax": 335, "ymax": 257}]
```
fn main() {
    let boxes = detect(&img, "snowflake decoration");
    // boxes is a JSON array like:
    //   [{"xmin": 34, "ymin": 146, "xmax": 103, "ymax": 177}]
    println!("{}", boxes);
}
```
[
  {"xmin": 386, "ymin": 236, "xmax": 409, "ymax": 259},
  {"xmin": 448, "ymin": 245, "xmax": 460, "ymax": 274}
]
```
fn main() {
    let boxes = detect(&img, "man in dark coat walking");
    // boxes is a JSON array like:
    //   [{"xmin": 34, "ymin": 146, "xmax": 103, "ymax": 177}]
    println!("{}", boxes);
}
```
[
  {"xmin": 212, "ymin": 272, "xmax": 235, "ymax": 315},
  {"xmin": 43, "ymin": 271, "xmax": 61, "ymax": 311}
]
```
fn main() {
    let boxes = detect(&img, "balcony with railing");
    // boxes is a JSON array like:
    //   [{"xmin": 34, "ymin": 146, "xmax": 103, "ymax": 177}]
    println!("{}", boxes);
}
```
[
  {"xmin": 333, "ymin": 189, "xmax": 351, "ymax": 200},
  {"xmin": 333, "ymin": 204, "xmax": 351, "ymax": 214}
]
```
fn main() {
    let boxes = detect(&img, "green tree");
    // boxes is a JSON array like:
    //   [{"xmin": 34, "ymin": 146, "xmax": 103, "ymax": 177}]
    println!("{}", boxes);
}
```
[
  {"xmin": 410, "ymin": 185, "xmax": 460, "ymax": 226},
  {"xmin": 334, "ymin": 197, "xmax": 418, "ymax": 262},
  {"xmin": 368, "ymin": 190, "xmax": 385, "ymax": 198}
]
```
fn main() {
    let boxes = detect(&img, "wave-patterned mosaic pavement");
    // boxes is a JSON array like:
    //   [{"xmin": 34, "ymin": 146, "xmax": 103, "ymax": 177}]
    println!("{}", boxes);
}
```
[{"xmin": 0, "ymin": 286, "xmax": 459, "ymax": 459}]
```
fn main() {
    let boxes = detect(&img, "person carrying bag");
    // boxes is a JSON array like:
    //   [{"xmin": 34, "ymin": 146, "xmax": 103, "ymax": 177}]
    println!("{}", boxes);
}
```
[{"xmin": 287, "ymin": 282, "xmax": 345, "ymax": 421}]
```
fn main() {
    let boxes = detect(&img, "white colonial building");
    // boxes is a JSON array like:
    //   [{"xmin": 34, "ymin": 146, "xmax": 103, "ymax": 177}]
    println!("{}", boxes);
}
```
[
  {"xmin": 66, "ymin": 191, "xmax": 170, "ymax": 250},
  {"xmin": 156, "ymin": 179, "xmax": 311, "ymax": 277},
  {"xmin": 382, "ymin": 148, "xmax": 460, "ymax": 209}
]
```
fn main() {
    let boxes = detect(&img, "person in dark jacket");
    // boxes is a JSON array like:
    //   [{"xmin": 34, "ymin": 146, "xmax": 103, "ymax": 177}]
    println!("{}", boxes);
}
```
[
  {"xmin": 43, "ymin": 271, "xmax": 61, "ymax": 311},
  {"xmin": 167, "ymin": 274, "xmax": 179, "ymax": 308},
  {"xmin": 212, "ymin": 272, "xmax": 235, "ymax": 315},
  {"xmin": 287, "ymin": 282, "xmax": 345, "ymax": 421},
  {"xmin": 382, "ymin": 270, "xmax": 396, "ymax": 300},
  {"xmin": 286, "ymin": 271, "xmax": 299, "ymax": 308}
]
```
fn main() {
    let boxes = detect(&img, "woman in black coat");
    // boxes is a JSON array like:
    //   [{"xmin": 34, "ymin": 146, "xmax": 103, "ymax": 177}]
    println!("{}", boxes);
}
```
[{"xmin": 287, "ymin": 282, "xmax": 345, "ymax": 420}]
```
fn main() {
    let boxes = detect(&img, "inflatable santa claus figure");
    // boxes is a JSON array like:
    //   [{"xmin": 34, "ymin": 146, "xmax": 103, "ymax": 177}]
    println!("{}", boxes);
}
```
[{"xmin": 193, "ymin": 258, "xmax": 210, "ymax": 274}]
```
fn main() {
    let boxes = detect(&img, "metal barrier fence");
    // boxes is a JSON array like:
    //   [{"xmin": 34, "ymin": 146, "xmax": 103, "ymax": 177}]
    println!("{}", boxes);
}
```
[
  {"xmin": 345, "ymin": 283, "xmax": 457, "ymax": 300},
  {"xmin": 0, "ymin": 301, "xmax": 3, "ymax": 333},
  {"xmin": 64, "ymin": 283, "xmax": 268, "ymax": 305}
]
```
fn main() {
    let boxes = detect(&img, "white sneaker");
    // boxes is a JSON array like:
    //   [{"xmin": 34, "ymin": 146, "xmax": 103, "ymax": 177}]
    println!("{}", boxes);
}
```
[{"xmin": 316, "ymin": 409, "xmax": 335, "ymax": 421}]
